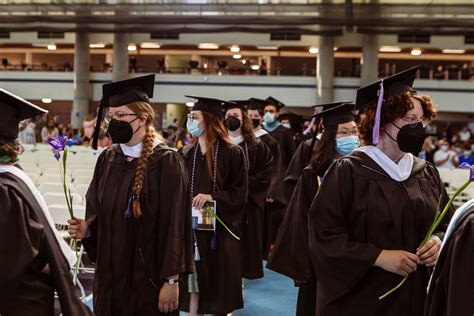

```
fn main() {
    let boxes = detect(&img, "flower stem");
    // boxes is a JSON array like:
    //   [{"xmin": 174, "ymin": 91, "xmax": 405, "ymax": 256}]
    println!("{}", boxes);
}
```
[
  {"xmin": 207, "ymin": 209, "xmax": 240, "ymax": 240},
  {"xmin": 379, "ymin": 275, "xmax": 408, "ymax": 300}
]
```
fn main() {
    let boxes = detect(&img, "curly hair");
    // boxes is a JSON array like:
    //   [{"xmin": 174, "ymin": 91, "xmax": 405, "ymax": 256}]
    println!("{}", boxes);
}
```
[
  {"xmin": 0, "ymin": 139, "xmax": 23, "ymax": 165},
  {"xmin": 359, "ymin": 91, "xmax": 437, "ymax": 145}
]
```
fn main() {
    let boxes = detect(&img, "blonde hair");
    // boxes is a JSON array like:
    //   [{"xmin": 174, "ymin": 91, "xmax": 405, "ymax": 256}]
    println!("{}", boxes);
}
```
[
  {"xmin": 125, "ymin": 101, "xmax": 163, "ymax": 218},
  {"xmin": 0, "ymin": 139, "xmax": 23, "ymax": 165}
]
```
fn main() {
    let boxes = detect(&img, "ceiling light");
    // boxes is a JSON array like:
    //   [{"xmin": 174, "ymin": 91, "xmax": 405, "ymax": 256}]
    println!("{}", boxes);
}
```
[
  {"xmin": 257, "ymin": 45, "xmax": 278, "ymax": 50},
  {"xmin": 309, "ymin": 47, "xmax": 319, "ymax": 54},
  {"xmin": 333, "ymin": 47, "xmax": 338, "ymax": 51},
  {"xmin": 410, "ymin": 48, "xmax": 422, "ymax": 56},
  {"xmin": 47, "ymin": 44, "xmax": 57, "ymax": 51},
  {"xmin": 198, "ymin": 43, "xmax": 219, "ymax": 50},
  {"xmin": 251, "ymin": 65, "xmax": 260, "ymax": 70},
  {"xmin": 442, "ymin": 49, "xmax": 466, "ymax": 54},
  {"xmin": 89, "ymin": 43, "xmax": 105, "ymax": 49},
  {"xmin": 242, "ymin": 60, "xmax": 247, "ymax": 64},
  {"xmin": 127, "ymin": 44, "xmax": 137, "ymax": 51},
  {"xmin": 186, "ymin": 102, "xmax": 194, "ymax": 107},
  {"xmin": 140, "ymin": 42, "xmax": 161, "ymax": 49},
  {"xmin": 233, "ymin": 54, "xmax": 242, "ymax": 59},
  {"xmin": 230, "ymin": 46, "xmax": 240, "ymax": 53},
  {"xmin": 379, "ymin": 46, "xmax": 402, "ymax": 53},
  {"xmin": 41, "ymin": 98, "xmax": 52, "ymax": 104}
]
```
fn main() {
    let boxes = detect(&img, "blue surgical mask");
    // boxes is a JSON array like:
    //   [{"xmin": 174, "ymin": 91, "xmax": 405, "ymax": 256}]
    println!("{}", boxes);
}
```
[
  {"xmin": 336, "ymin": 135, "xmax": 360, "ymax": 155},
  {"xmin": 441, "ymin": 145, "xmax": 449, "ymax": 152},
  {"xmin": 282, "ymin": 123, "xmax": 291, "ymax": 129},
  {"xmin": 263, "ymin": 112, "xmax": 276, "ymax": 124},
  {"xmin": 186, "ymin": 119, "xmax": 203, "ymax": 137}
]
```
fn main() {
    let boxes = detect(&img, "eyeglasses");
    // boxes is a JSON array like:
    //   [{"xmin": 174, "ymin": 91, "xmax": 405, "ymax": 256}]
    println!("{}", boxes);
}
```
[
  {"xmin": 187, "ymin": 113, "xmax": 200, "ymax": 122},
  {"xmin": 401, "ymin": 115, "xmax": 424, "ymax": 125},
  {"xmin": 104, "ymin": 112, "xmax": 137, "ymax": 123},
  {"xmin": 336, "ymin": 129, "xmax": 358, "ymax": 137}
]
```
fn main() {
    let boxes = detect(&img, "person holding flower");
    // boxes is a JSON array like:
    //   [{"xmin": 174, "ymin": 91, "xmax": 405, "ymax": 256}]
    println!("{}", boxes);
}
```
[
  {"xmin": 308, "ymin": 67, "xmax": 453, "ymax": 315},
  {"xmin": 67, "ymin": 75, "xmax": 194, "ymax": 316},
  {"xmin": 180, "ymin": 96, "xmax": 248, "ymax": 315},
  {"xmin": 0, "ymin": 89, "xmax": 92, "ymax": 315}
]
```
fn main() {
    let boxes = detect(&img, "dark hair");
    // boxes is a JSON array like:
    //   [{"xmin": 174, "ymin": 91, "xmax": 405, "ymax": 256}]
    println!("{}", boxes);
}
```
[
  {"xmin": 310, "ymin": 124, "xmax": 338, "ymax": 177},
  {"xmin": 201, "ymin": 111, "xmax": 232, "ymax": 186},
  {"xmin": 359, "ymin": 91, "xmax": 437, "ymax": 145},
  {"xmin": 239, "ymin": 109, "xmax": 256, "ymax": 145}
]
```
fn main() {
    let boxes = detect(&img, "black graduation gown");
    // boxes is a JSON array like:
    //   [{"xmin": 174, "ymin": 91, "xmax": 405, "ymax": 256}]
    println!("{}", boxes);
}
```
[
  {"xmin": 180, "ymin": 141, "xmax": 248, "ymax": 314},
  {"xmin": 308, "ymin": 151, "xmax": 453, "ymax": 316},
  {"xmin": 268, "ymin": 166, "xmax": 319, "ymax": 316},
  {"xmin": 257, "ymin": 132, "xmax": 287, "ymax": 259},
  {"xmin": 267, "ymin": 124, "xmax": 296, "ymax": 169},
  {"xmin": 424, "ymin": 202, "xmax": 474, "ymax": 316},
  {"xmin": 81, "ymin": 144, "xmax": 193, "ymax": 316},
  {"xmin": 0, "ymin": 171, "xmax": 93, "ymax": 316},
  {"xmin": 284, "ymin": 138, "xmax": 318, "ymax": 201},
  {"xmin": 239, "ymin": 139, "xmax": 273, "ymax": 279}
]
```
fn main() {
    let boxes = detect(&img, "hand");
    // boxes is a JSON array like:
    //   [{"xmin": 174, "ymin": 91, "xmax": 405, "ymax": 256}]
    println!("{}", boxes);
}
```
[
  {"xmin": 374, "ymin": 250, "xmax": 420, "ymax": 277},
  {"xmin": 416, "ymin": 237, "xmax": 441, "ymax": 267},
  {"xmin": 192, "ymin": 194, "xmax": 212, "ymax": 210},
  {"xmin": 67, "ymin": 217, "xmax": 89, "ymax": 239},
  {"xmin": 158, "ymin": 282, "xmax": 179, "ymax": 313}
]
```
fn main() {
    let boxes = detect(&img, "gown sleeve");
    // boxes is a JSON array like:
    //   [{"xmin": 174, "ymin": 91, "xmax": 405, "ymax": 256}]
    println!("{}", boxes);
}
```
[
  {"xmin": 211, "ymin": 145, "xmax": 249, "ymax": 231},
  {"xmin": 308, "ymin": 158, "xmax": 382, "ymax": 304},
  {"xmin": 284, "ymin": 140, "xmax": 311, "ymax": 201},
  {"xmin": 82, "ymin": 150, "xmax": 108, "ymax": 262},
  {"xmin": 0, "ymin": 184, "xmax": 44, "ymax": 307},
  {"xmin": 248, "ymin": 141, "xmax": 273, "ymax": 199},
  {"xmin": 156, "ymin": 150, "xmax": 194, "ymax": 279}
]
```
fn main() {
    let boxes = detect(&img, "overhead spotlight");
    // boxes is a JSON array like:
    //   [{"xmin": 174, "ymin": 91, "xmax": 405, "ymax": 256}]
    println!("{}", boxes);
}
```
[
  {"xmin": 127, "ymin": 44, "xmax": 137, "ymax": 51},
  {"xmin": 410, "ymin": 48, "xmax": 422, "ymax": 56},
  {"xmin": 198, "ymin": 43, "xmax": 219, "ymax": 50},
  {"xmin": 186, "ymin": 102, "xmax": 194, "ymax": 107},
  {"xmin": 309, "ymin": 47, "xmax": 319, "ymax": 54},
  {"xmin": 230, "ymin": 46, "xmax": 240, "ymax": 53},
  {"xmin": 242, "ymin": 60, "xmax": 247, "ymax": 64},
  {"xmin": 379, "ymin": 46, "xmax": 402, "ymax": 53},
  {"xmin": 89, "ymin": 43, "xmax": 106, "ymax": 49},
  {"xmin": 42, "ymin": 98, "xmax": 52, "ymax": 104},
  {"xmin": 233, "ymin": 54, "xmax": 242, "ymax": 59},
  {"xmin": 47, "ymin": 44, "xmax": 57, "ymax": 51},
  {"xmin": 333, "ymin": 47, "xmax": 338, "ymax": 51},
  {"xmin": 140, "ymin": 42, "xmax": 161, "ymax": 49},
  {"xmin": 442, "ymin": 49, "xmax": 466, "ymax": 54},
  {"xmin": 251, "ymin": 65, "xmax": 260, "ymax": 70}
]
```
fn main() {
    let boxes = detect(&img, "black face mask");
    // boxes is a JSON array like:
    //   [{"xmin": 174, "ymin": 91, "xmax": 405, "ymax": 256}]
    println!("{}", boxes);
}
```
[
  {"xmin": 107, "ymin": 117, "xmax": 140, "ymax": 144},
  {"xmin": 251, "ymin": 118, "xmax": 261, "ymax": 129},
  {"xmin": 225, "ymin": 116, "xmax": 241, "ymax": 132},
  {"xmin": 387, "ymin": 122, "xmax": 426, "ymax": 155}
]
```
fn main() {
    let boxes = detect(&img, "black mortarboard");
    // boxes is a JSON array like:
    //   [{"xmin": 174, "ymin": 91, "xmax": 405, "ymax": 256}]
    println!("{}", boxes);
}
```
[
  {"xmin": 92, "ymin": 74, "xmax": 155, "ymax": 149},
  {"xmin": 247, "ymin": 98, "xmax": 268, "ymax": 111},
  {"xmin": 312, "ymin": 100, "xmax": 353, "ymax": 115},
  {"xmin": 0, "ymin": 89, "xmax": 47, "ymax": 140},
  {"xmin": 225, "ymin": 100, "xmax": 248, "ymax": 113},
  {"xmin": 312, "ymin": 102, "xmax": 356, "ymax": 127},
  {"xmin": 355, "ymin": 66, "xmax": 419, "ymax": 112},
  {"xmin": 279, "ymin": 112, "xmax": 303, "ymax": 123},
  {"xmin": 186, "ymin": 96, "xmax": 235, "ymax": 119},
  {"xmin": 265, "ymin": 96, "xmax": 285, "ymax": 111},
  {"xmin": 355, "ymin": 66, "xmax": 419, "ymax": 144}
]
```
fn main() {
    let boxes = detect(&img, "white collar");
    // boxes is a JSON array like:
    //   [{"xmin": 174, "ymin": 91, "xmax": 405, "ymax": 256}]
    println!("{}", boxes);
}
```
[
  {"xmin": 428, "ymin": 198, "xmax": 474, "ymax": 291},
  {"xmin": 0, "ymin": 165, "xmax": 77, "ymax": 268},
  {"xmin": 355, "ymin": 146, "xmax": 414, "ymax": 182},
  {"xmin": 120, "ymin": 139, "xmax": 162, "ymax": 158},
  {"xmin": 229, "ymin": 135, "xmax": 244, "ymax": 145},
  {"xmin": 254, "ymin": 129, "xmax": 268, "ymax": 138}
]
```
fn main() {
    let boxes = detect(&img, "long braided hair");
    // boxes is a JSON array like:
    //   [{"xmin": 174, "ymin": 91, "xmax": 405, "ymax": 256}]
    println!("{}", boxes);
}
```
[
  {"xmin": 125, "ymin": 101, "xmax": 162, "ymax": 218},
  {"xmin": 0, "ymin": 139, "xmax": 23, "ymax": 165}
]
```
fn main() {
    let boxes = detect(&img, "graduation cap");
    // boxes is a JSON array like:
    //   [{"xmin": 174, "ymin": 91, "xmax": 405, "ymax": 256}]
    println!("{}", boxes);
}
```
[
  {"xmin": 92, "ymin": 74, "xmax": 155, "ymax": 149},
  {"xmin": 279, "ymin": 112, "xmax": 303, "ymax": 123},
  {"xmin": 312, "ymin": 102, "xmax": 356, "ymax": 126},
  {"xmin": 225, "ymin": 100, "xmax": 248, "ymax": 113},
  {"xmin": 265, "ymin": 96, "xmax": 285, "ymax": 111},
  {"xmin": 186, "ymin": 95, "xmax": 235, "ymax": 119},
  {"xmin": 0, "ymin": 89, "xmax": 47, "ymax": 140},
  {"xmin": 247, "ymin": 98, "xmax": 268, "ymax": 112},
  {"xmin": 355, "ymin": 66, "xmax": 419, "ymax": 144},
  {"xmin": 303, "ymin": 101, "xmax": 353, "ymax": 136}
]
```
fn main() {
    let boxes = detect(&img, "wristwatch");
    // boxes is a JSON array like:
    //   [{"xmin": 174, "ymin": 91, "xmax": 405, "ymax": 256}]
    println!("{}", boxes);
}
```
[{"xmin": 166, "ymin": 278, "xmax": 179, "ymax": 286}]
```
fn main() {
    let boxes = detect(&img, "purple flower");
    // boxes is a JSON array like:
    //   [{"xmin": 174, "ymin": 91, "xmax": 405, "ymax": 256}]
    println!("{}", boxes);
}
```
[
  {"xmin": 460, "ymin": 162, "xmax": 474, "ymax": 182},
  {"xmin": 47, "ymin": 135, "xmax": 78, "ymax": 160}
]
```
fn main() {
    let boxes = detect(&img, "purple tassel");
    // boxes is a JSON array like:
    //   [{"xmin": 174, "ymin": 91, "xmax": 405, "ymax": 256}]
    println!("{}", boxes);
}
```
[
  {"xmin": 124, "ymin": 194, "xmax": 138, "ymax": 219},
  {"xmin": 303, "ymin": 117, "xmax": 316, "ymax": 136},
  {"xmin": 372, "ymin": 79, "xmax": 385, "ymax": 145},
  {"xmin": 210, "ymin": 231, "xmax": 217, "ymax": 250}
]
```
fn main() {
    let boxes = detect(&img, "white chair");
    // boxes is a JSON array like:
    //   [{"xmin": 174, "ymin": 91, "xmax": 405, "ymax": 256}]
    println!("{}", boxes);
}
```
[
  {"xmin": 42, "ymin": 167, "xmax": 73, "ymax": 177},
  {"xmin": 38, "ymin": 182, "xmax": 73, "ymax": 194},
  {"xmin": 40, "ymin": 174, "xmax": 73, "ymax": 184},
  {"xmin": 22, "ymin": 165, "xmax": 42, "ymax": 175},
  {"xmin": 35, "ymin": 143, "xmax": 53, "ymax": 151},
  {"xmin": 43, "ymin": 192, "xmax": 83, "ymax": 207},
  {"xmin": 26, "ymin": 173, "xmax": 40, "ymax": 186},
  {"xmin": 74, "ymin": 184, "xmax": 90, "ymax": 199},
  {"xmin": 74, "ymin": 176, "xmax": 93, "ymax": 186},
  {"xmin": 71, "ymin": 168, "xmax": 94, "ymax": 179},
  {"xmin": 442, "ymin": 168, "xmax": 470, "ymax": 190}
]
